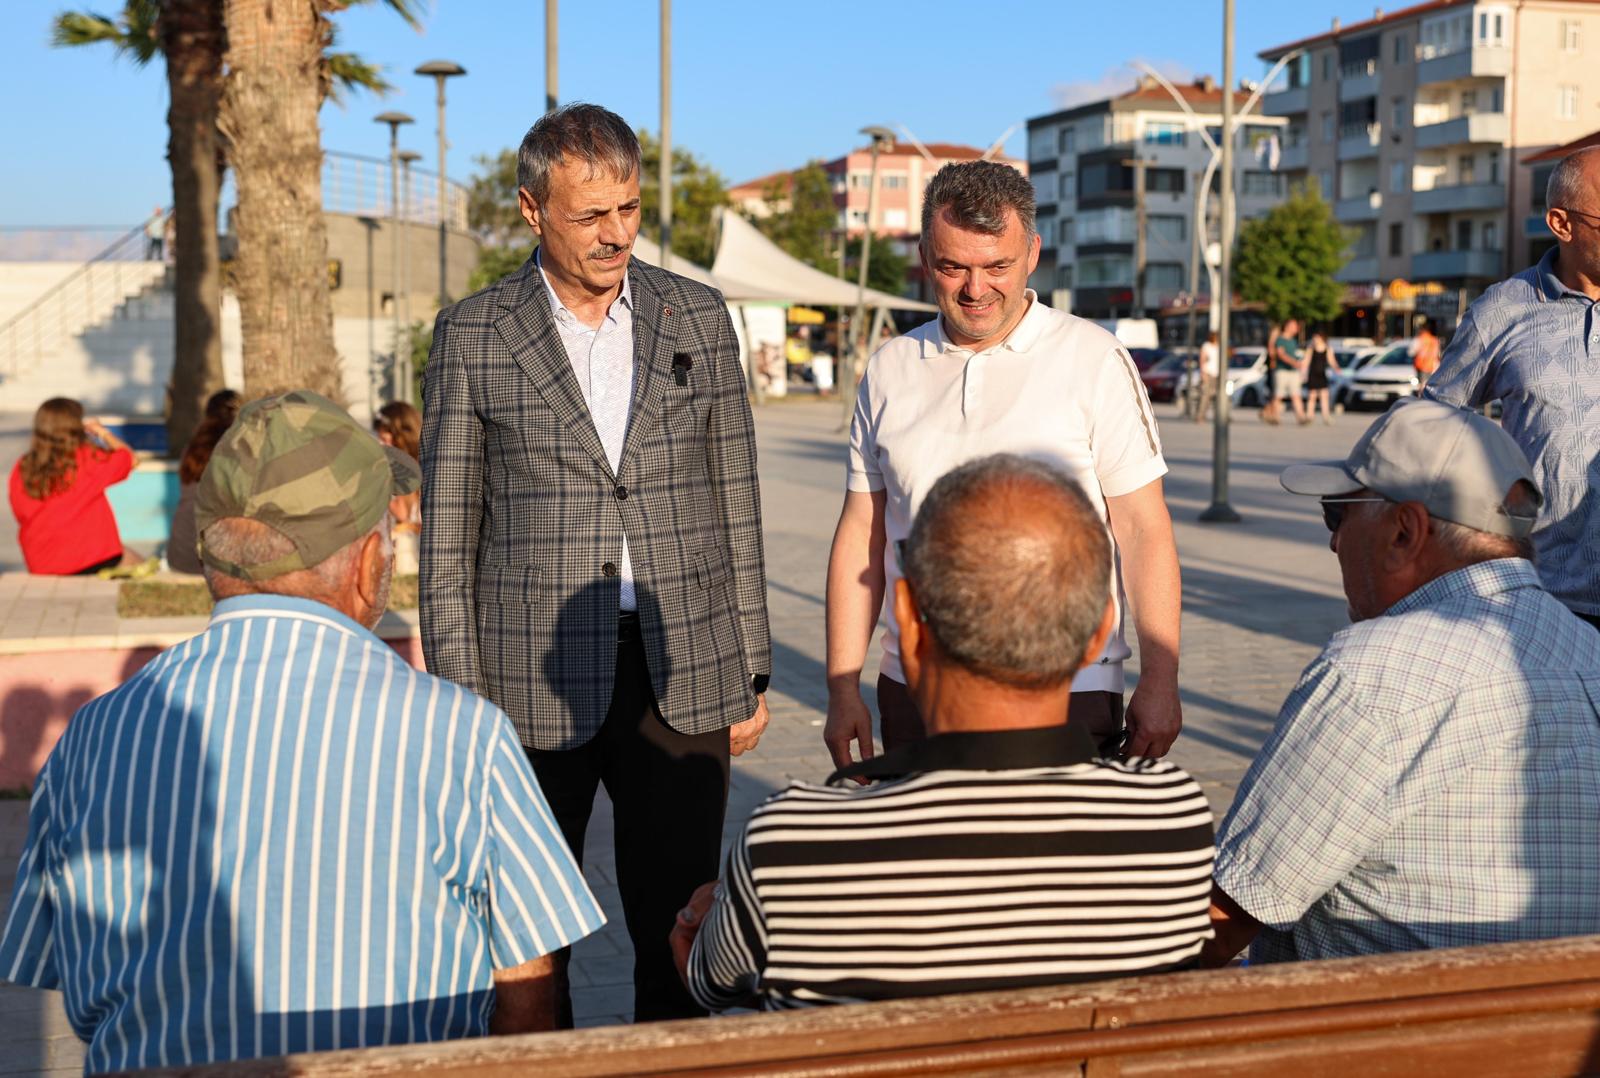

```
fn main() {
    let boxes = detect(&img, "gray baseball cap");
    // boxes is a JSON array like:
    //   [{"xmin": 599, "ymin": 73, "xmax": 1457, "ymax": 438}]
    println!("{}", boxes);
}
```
[{"xmin": 1279, "ymin": 398, "xmax": 1542, "ymax": 538}]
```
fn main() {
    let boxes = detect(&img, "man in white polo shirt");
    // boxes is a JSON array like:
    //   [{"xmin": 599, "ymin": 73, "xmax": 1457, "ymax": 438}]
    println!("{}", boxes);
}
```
[{"xmin": 824, "ymin": 160, "xmax": 1181, "ymax": 767}]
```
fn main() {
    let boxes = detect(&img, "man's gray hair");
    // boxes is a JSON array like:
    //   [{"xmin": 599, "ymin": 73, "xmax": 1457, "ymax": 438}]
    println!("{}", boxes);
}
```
[
  {"xmin": 202, "ymin": 516, "xmax": 390, "ymax": 600},
  {"xmin": 517, "ymin": 103, "xmax": 642, "ymax": 207},
  {"xmin": 902, "ymin": 454, "xmax": 1110, "ymax": 689},
  {"xmin": 920, "ymin": 160, "xmax": 1037, "ymax": 239},
  {"xmin": 1547, "ymin": 146, "xmax": 1600, "ymax": 217}
]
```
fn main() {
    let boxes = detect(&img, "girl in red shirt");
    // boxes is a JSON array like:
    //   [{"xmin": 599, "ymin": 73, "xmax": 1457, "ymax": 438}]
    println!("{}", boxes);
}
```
[{"xmin": 8, "ymin": 398, "xmax": 138, "ymax": 575}]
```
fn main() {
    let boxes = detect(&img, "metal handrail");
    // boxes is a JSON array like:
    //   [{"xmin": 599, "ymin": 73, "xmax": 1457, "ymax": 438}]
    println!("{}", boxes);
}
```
[{"xmin": 0, "ymin": 213, "xmax": 166, "ymax": 381}]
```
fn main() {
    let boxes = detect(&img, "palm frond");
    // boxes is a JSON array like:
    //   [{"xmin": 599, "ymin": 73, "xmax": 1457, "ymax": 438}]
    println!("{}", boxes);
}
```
[
  {"xmin": 326, "ymin": 51, "xmax": 393, "ymax": 104},
  {"xmin": 325, "ymin": 0, "xmax": 426, "ymax": 32},
  {"xmin": 51, "ymin": 2, "xmax": 160, "ymax": 64}
]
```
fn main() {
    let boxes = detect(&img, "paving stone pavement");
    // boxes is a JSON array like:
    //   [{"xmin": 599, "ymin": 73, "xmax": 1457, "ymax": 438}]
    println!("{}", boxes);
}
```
[{"xmin": 0, "ymin": 396, "xmax": 1372, "ymax": 1070}]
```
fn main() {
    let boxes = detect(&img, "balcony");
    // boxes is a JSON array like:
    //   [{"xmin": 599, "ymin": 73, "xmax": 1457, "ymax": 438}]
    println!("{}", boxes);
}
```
[
  {"xmin": 1417, "ymin": 46, "xmax": 1511, "ymax": 85},
  {"xmin": 1280, "ymin": 142, "xmax": 1308, "ymax": 170},
  {"xmin": 1335, "ymin": 192, "xmax": 1383, "ymax": 222},
  {"xmin": 1338, "ymin": 123, "xmax": 1382, "ymax": 160},
  {"xmin": 1340, "ymin": 62, "xmax": 1379, "ymax": 102},
  {"xmin": 1413, "ymin": 182, "xmax": 1505, "ymax": 214},
  {"xmin": 1414, "ymin": 112, "xmax": 1509, "ymax": 150},
  {"xmin": 1411, "ymin": 249, "xmax": 1504, "ymax": 280},
  {"xmin": 1336, "ymin": 256, "xmax": 1380, "ymax": 283},
  {"xmin": 1264, "ymin": 85, "xmax": 1309, "ymax": 116}
]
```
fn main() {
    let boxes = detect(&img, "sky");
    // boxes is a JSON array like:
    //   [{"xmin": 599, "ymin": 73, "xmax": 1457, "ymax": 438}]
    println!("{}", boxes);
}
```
[{"xmin": 3, "ymin": 0, "xmax": 1387, "ymax": 228}]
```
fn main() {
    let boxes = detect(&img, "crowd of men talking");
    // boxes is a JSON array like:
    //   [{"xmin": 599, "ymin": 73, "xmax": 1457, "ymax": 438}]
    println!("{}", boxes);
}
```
[{"xmin": 1, "ymin": 106, "xmax": 1597, "ymax": 1073}]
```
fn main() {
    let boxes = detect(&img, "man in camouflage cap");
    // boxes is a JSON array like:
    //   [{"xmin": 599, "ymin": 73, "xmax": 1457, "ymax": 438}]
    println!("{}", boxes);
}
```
[{"xmin": 0, "ymin": 390, "xmax": 604, "ymax": 1070}]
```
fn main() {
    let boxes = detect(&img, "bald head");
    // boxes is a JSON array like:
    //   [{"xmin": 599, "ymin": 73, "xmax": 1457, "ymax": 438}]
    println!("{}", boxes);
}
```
[
  {"xmin": 1548, "ymin": 146, "xmax": 1600, "ymax": 216},
  {"xmin": 902, "ymin": 455, "xmax": 1112, "ymax": 689}
]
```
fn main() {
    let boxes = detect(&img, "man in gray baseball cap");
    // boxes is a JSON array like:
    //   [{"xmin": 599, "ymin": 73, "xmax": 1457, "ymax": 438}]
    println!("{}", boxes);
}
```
[{"xmin": 1201, "ymin": 398, "xmax": 1600, "ymax": 968}]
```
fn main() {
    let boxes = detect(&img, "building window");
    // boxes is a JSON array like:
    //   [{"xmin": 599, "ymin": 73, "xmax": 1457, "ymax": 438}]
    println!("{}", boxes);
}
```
[
  {"xmin": 1391, "ymin": 96, "xmax": 1406, "ymax": 130},
  {"xmin": 1483, "ymin": 221, "xmax": 1498, "ymax": 250},
  {"xmin": 1559, "ymin": 85, "xmax": 1579, "ymax": 120},
  {"xmin": 1147, "ymin": 215, "xmax": 1186, "ymax": 245},
  {"xmin": 1563, "ymin": 20, "xmax": 1581, "ymax": 51},
  {"xmin": 1459, "ymin": 154, "xmax": 1476, "ymax": 184},
  {"xmin": 1461, "ymin": 89, "xmax": 1476, "ymax": 116},
  {"xmin": 1393, "ymin": 34, "xmax": 1407, "ymax": 63},
  {"xmin": 1488, "ymin": 150, "xmax": 1501, "ymax": 184},
  {"xmin": 1321, "ymin": 52, "xmax": 1333, "ymax": 81},
  {"xmin": 1060, "ymin": 218, "xmax": 1075, "ymax": 246},
  {"xmin": 1038, "ymin": 220, "xmax": 1053, "ymax": 247},
  {"xmin": 1490, "ymin": 85, "xmax": 1504, "ymax": 113},
  {"xmin": 1320, "ymin": 171, "xmax": 1334, "ymax": 200},
  {"xmin": 1060, "ymin": 171, "xmax": 1076, "ymax": 201},
  {"xmin": 1389, "ymin": 222, "xmax": 1405, "ymax": 257},
  {"xmin": 1056, "ymin": 266, "xmax": 1074, "ymax": 290},
  {"xmin": 1531, "ymin": 165, "xmax": 1555, "ymax": 213},
  {"xmin": 1322, "ymin": 111, "xmax": 1335, "ymax": 142},
  {"xmin": 1390, "ymin": 162, "xmax": 1408, "ymax": 193},
  {"xmin": 1143, "ymin": 121, "xmax": 1187, "ymax": 146},
  {"xmin": 1456, "ymin": 219, "xmax": 1473, "ymax": 250},
  {"xmin": 1059, "ymin": 126, "xmax": 1076, "ymax": 155},
  {"xmin": 1144, "ymin": 263, "xmax": 1185, "ymax": 295},
  {"xmin": 1240, "ymin": 172, "xmax": 1282, "ymax": 197},
  {"xmin": 1077, "ymin": 255, "xmax": 1133, "ymax": 287},
  {"xmin": 1146, "ymin": 168, "xmax": 1186, "ymax": 194},
  {"xmin": 881, "ymin": 174, "xmax": 907, "ymax": 189}
]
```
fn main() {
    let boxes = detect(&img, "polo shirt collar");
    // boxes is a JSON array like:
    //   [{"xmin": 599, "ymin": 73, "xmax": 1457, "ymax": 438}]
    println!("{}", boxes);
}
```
[
  {"xmin": 828, "ymin": 720, "xmax": 1099, "ymax": 785},
  {"xmin": 1385, "ymin": 557, "xmax": 1543, "ymax": 619},
  {"xmin": 921, "ymin": 290, "xmax": 1046, "ymax": 359},
  {"xmin": 209, "ymin": 593, "xmax": 379, "ymax": 642},
  {"xmin": 1534, "ymin": 246, "xmax": 1590, "ymax": 304},
  {"xmin": 535, "ymin": 246, "xmax": 633, "ymax": 323}
]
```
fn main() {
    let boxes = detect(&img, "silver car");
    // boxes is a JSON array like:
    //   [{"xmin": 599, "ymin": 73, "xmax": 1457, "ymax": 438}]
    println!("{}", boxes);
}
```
[{"xmin": 1342, "ymin": 341, "xmax": 1420, "ymax": 410}]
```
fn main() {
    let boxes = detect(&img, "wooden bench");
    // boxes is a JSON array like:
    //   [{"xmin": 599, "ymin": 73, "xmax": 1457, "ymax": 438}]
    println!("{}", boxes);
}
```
[{"xmin": 148, "ymin": 934, "xmax": 1600, "ymax": 1076}]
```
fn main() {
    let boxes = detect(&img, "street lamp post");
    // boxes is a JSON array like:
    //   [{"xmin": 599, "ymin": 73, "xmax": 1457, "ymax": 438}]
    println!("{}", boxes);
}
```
[
  {"xmin": 375, "ymin": 111, "xmax": 414, "ymax": 406},
  {"xmin": 842, "ymin": 125, "xmax": 895, "ymax": 429},
  {"xmin": 399, "ymin": 149, "xmax": 422, "ymax": 405},
  {"xmin": 415, "ymin": 60, "xmax": 466, "ymax": 307},
  {"xmin": 659, "ymin": 0, "xmax": 672, "ymax": 272},
  {"xmin": 545, "ymin": 0, "xmax": 558, "ymax": 115},
  {"xmin": 1200, "ymin": 0, "xmax": 1242, "ymax": 522}
]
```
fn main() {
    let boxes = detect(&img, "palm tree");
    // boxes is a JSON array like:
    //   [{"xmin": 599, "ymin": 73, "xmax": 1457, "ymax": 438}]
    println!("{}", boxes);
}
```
[
  {"xmin": 220, "ymin": 0, "xmax": 421, "ymax": 400},
  {"xmin": 54, "ymin": 0, "xmax": 225, "ymax": 458},
  {"xmin": 55, "ymin": 1, "xmax": 412, "ymax": 412}
]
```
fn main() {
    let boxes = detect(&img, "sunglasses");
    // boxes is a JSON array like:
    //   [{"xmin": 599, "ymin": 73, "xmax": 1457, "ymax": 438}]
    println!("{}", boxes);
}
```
[{"xmin": 1320, "ymin": 496, "xmax": 1389, "ymax": 533}]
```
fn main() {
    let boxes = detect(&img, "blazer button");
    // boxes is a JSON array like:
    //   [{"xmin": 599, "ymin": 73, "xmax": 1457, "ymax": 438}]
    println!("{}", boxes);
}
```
[
  {"xmin": 602, "ymin": 562, "xmax": 618, "ymax": 577},
  {"xmin": 614, "ymin": 485, "xmax": 629, "ymax": 501}
]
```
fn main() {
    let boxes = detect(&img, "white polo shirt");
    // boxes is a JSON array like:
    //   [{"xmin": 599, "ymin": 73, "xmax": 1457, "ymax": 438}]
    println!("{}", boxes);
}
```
[{"xmin": 848, "ymin": 293, "xmax": 1166, "ymax": 693}]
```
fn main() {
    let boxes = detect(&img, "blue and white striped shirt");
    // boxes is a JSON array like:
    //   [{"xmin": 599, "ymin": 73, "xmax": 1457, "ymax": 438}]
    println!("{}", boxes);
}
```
[{"xmin": 0, "ymin": 595, "xmax": 604, "ymax": 1073}]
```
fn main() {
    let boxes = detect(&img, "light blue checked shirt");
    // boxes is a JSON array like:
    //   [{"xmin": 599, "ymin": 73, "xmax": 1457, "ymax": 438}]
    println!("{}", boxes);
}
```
[
  {"xmin": 1215, "ymin": 559, "xmax": 1600, "ymax": 964},
  {"xmin": 0, "ymin": 595, "xmax": 604, "ymax": 1073},
  {"xmin": 1423, "ymin": 248, "xmax": 1600, "ymax": 615}
]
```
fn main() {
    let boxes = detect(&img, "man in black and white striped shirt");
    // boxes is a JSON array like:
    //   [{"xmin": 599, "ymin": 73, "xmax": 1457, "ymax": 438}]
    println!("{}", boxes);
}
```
[{"xmin": 671, "ymin": 455, "xmax": 1214, "ymax": 1010}]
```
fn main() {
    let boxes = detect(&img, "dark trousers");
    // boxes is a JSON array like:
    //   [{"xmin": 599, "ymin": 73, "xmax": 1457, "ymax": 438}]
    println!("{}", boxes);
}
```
[
  {"xmin": 877, "ymin": 675, "xmax": 1126, "ymax": 756},
  {"xmin": 526, "ymin": 620, "xmax": 730, "ymax": 1025}
]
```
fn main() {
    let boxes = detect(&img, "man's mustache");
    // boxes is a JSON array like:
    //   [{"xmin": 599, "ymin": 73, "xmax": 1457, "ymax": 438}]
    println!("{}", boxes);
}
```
[{"xmin": 590, "ymin": 243, "xmax": 629, "ymax": 260}]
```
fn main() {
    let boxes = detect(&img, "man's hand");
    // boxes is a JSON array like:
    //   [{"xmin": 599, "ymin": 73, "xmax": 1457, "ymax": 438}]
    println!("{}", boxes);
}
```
[
  {"xmin": 823, "ymin": 688, "xmax": 875, "ymax": 781},
  {"xmin": 729, "ymin": 694, "xmax": 769, "ymax": 757},
  {"xmin": 1125, "ymin": 674, "xmax": 1182, "ymax": 758},
  {"xmin": 669, "ymin": 880, "xmax": 721, "ymax": 988}
]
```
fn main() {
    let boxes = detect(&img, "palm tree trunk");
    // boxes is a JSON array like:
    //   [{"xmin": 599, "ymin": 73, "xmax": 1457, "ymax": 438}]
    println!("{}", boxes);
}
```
[
  {"xmin": 161, "ymin": 0, "xmax": 226, "ymax": 455},
  {"xmin": 219, "ymin": 0, "xmax": 342, "ymax": 401}
]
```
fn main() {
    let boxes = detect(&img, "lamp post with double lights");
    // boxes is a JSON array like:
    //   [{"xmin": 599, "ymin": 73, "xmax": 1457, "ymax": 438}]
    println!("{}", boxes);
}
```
[
  {"xmin": 414, "ymin": 60, "xmax": 466, "ymax": 307},
  {"xmin": 374, "ymin": 111, "xmax": 414, "ymax": 404}
]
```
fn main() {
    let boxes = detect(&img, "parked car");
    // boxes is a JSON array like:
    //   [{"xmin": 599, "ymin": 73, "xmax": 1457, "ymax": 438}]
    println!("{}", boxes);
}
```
[
  {"xmin": 1342, "ymin": 341, "xmax": 1420, "ymax": 409},
  {"xmin": 1328, "ymin": 345, "xmax": 1387, "ymax": 405},
  {"xmin": 1228, "ymin": 348, "xmax": 1272, "ymax": 407},
  {"xmin": 1127, "ymin": 346, "xmax": 1171, "ymax": 372},
  {"xmin": 1140, "ymin": 353, "xmax": 1185, "ymax": 403}
]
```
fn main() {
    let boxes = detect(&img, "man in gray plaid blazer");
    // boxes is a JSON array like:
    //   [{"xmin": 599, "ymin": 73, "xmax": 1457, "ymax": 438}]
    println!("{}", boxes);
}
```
[{"xmin": 419, "ymin": 103, "xmax": 771, "ymax": 1025}]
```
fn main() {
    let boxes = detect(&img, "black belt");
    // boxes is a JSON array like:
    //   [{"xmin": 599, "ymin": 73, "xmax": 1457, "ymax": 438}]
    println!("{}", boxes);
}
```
[{"xmin": 617, "ymin": 611, "xmax": 641, "ymax": 643}]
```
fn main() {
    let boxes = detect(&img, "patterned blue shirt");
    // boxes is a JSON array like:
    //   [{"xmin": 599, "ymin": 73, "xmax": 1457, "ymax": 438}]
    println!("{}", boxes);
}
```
[
  {"xmin": 0, "ymin": 595, "xmax": 604, "ymax": 1073},
  {"xmin": 1214, "ymin": 559, "xmax": 1600, "ymax": 964},
  {"xmin": 1423, "ymin": 248, "xmax": 1600, "ymax": 614}
]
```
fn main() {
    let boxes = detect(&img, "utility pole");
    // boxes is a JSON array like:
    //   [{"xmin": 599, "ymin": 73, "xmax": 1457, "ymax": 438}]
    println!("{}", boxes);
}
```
[
  {"xmin": 1184, "ymin": 168, "xmax": 1204, "ymax": 416},
  {"xmin": 659, "ymin": 0, "xmax": 672, "ymax": 271},
  {"xmin": 545, "ymin": 0, "xmax": 558, "ymax": 115},
  {"xmin": 1123, "ymin": 156, "xmax": 1149, "ymax": 315},
  {"xmin": 842, "ymin": 126, "xmax": 895, "ymax": 429},
  {"xmin": 1201, "ymin": 0, "xmax": 1241, "ymax": 523},
  {"xmin": 374, "ymin": 112, "xmax": 413, "ymax": 404},
  {"xmin": 415, "ymin": 61, "xmax": 465, "ymax": 306}
]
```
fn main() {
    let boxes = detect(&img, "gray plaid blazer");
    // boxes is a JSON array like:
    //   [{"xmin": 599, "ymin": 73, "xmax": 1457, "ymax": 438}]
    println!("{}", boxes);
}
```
[{"xmin": 419, "ymin": 256, "xmax": 771, "ymax": 751}]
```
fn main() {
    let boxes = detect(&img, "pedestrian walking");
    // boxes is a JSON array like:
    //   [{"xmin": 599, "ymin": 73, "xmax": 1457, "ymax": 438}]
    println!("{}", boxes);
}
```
[
  {"xmin": 1263, "ymin": 319, "xmax": 1309, "ymax": 426},
  {"xmin": 144, "ymin": 206, "xmax": 164, "ymax": 261},
  {"xmin": 1409, "ymin": 318, "xmax": 1441, "ymax": 389},
  {"xmin": 1195, "ymin": 331, "xmax": 1220, "ymax": 423},
  {"xmin": 1304, "ymin": 331, "xmax": 1340, "ymax": 425}
]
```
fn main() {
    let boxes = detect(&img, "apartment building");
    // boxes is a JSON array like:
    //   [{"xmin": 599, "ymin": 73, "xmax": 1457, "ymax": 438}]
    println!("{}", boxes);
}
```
[
  {"xmin": 1024, "ymin": 77, "xmax": 1288, "ymax": 320},
  {"xmin": 1261, "ymin": 0, "xmax": 1600, "ymax": 335}
]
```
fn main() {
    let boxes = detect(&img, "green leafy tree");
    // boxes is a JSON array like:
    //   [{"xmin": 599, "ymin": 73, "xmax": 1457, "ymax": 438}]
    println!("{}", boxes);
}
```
[
  {"xmin": 466, "ymin": 147, "xmax": 523, "ymax": 247},
  {"xmin": 752, "ymin": 162, "xmax": 838, "ymax": 272},
  {"xmin": 468, "ymin": 242, "xmax": 531, "ymax": 292},
  {"xmin": 1233, "ymin": 184, "xmax": 1351, "ymax": 325},
  {"xmin": 844, "ymin": 233, "xmax": 909, "ymax": 297},
  {"xmin": 638, "ymin": 130, "xmax": 728, "ymax": 269}
]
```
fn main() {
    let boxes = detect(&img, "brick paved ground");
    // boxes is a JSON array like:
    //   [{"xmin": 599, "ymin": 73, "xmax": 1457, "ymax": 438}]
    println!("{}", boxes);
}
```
[{"xmin": 0, "ymin": 397, "xmax": 1370, "ymax": 1071}]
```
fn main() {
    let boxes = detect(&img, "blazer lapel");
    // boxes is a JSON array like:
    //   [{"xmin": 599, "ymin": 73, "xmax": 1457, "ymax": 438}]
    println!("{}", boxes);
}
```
[
  {"xmin": 618, "ymin": 262, "xmax": 679, "ymax": 477},
  {"xmin": 493, "ymin": 257, "xmax": 613, "ymax": 477}
]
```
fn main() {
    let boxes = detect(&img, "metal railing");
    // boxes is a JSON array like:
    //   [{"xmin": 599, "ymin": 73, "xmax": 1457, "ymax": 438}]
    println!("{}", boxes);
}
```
[
  {"xmin": 323, "ymin": 151, "xmax": 470, "ymax": 231},
  {"xmin": 0, "ymin": 215, "xmax": 164, "ymax": 381}
]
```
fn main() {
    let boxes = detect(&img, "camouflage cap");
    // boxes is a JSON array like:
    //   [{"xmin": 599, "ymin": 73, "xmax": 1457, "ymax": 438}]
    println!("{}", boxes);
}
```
[{"xmin": 195, "ymin": 390, "xmax": 422, "ymax": 581}]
